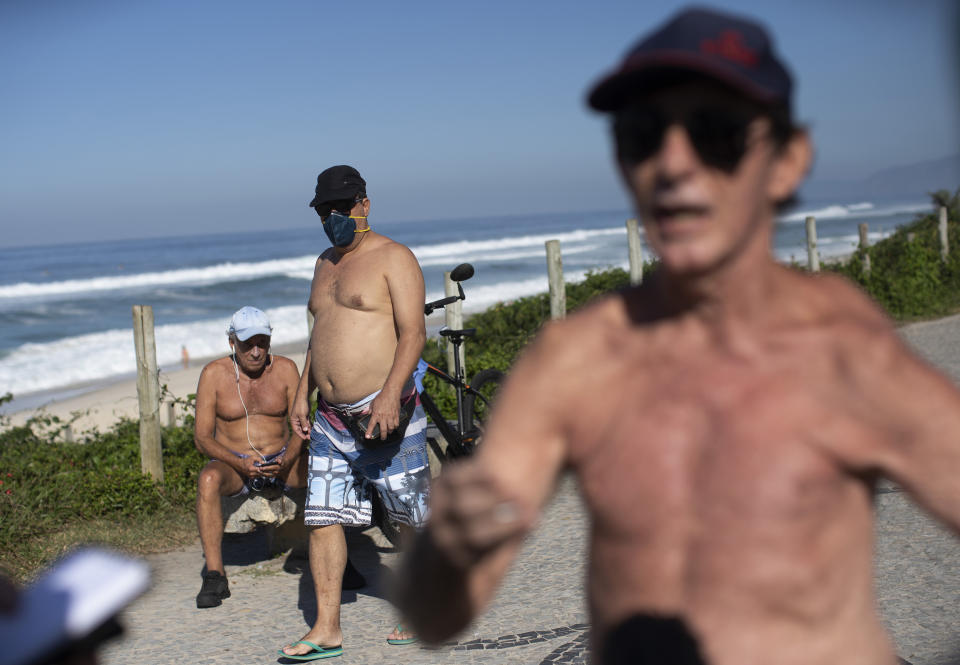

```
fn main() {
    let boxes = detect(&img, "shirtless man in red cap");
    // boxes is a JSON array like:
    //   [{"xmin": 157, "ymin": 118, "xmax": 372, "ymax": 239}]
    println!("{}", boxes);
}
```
[{"xmin": 396, "ymin": 8, "xmax": 960, "ymax": 664}]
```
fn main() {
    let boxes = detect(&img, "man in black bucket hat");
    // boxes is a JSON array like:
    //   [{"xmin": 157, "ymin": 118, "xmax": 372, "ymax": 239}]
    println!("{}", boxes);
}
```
[{"xmin": 397, "ymin": 6, "xmax": 960, "ymax": 664}]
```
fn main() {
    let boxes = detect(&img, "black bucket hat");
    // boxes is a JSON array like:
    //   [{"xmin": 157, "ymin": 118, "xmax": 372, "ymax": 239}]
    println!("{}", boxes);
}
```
[{"xmin": 309, "ymin": 165, "xmax": 366, "ymax": 208}]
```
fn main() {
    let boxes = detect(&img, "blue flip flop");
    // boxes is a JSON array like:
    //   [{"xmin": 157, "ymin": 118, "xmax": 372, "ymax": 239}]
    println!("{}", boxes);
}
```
[
  {"xmin": 278, "ymin": 640, "xmax": 343, "ymax": 660},
  {"xmin": 386, "ymin": 624, "xmax": 419, "ymax": 646}
]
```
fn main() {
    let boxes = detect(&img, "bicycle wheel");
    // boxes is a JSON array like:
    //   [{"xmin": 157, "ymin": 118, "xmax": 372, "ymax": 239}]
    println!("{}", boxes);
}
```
[{"xmin": 464, "ymin": 368, "xmax": 505, "ymax": 430}]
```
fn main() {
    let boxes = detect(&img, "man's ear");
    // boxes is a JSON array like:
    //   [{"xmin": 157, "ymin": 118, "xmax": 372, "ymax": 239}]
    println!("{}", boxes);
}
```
[
  {"xmin": 768, "ymin": 129, "xmax": 812, "ymax": 203},
  {"xmin": 360, "ymin": 198, "xmax": 371, "ymax": 217}
]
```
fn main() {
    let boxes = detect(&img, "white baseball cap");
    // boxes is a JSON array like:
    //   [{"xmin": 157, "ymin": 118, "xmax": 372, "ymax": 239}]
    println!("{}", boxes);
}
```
[{"xmin": 227, "ymin": 306, "xmax": 272, "ymax": 341}]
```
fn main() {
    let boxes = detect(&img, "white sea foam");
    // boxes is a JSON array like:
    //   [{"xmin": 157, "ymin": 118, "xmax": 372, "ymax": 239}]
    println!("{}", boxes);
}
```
[
  {"xmin": 779, "ymin": 202, "xmax": 930, "ymax": 223},
  {"xmin": 409, "ymin": 227, "xmax": 626, "ymax": 260},
  {"xmin": 0, "ymin": 198, "xmax": 928, "ymax": 396},
  {"xmin": 4, "ymin": 202, "xmax": 928, "ymax": 301},
  {"xmin": 773, "ymin": 229, "xmax": 895, "ymax": 262},
  {"xmin": 0, "ymin": 256, "xmax": 319, "ymax": 301},
  {"xmin": 0, "ymin": 267, "xmax": 612, "ymax": 397},
  {"xmin": 0, "ymin": 305, "xmax": 310, "ymax": 396},
  {"xmin": 422, "ymin": 266, "xmax": 608, "ymax": 316},
  {"xmin": 1, "ymin": 228, "xmax": 628, "ymax": 301}
]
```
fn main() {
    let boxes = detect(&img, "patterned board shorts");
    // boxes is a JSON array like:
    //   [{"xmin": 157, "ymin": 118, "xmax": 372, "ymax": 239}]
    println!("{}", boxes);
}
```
[{"xmin": 305, "ymin": 401, "xmax": 431, "ymax": 527}]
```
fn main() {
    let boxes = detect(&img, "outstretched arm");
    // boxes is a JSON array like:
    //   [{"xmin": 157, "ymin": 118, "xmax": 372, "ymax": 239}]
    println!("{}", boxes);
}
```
[
  {"xmin": 823, "ymin": 324, "xmax": 960, "ymax": 536},
  {"xmin": 393, "ymin": 323, "xmax": 569, "ymax": 642},
  {"xmin": 865, "ymin": 343, "xmax": 960, "ymax": 534}
]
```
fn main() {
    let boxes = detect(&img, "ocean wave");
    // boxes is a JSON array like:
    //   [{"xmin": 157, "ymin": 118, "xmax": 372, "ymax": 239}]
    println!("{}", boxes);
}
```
[
  {"xmin": 408, "ymin": 226, "xmax": 626, "ymax": 260},
  {"xmin": 779, "ymin": 202, "xmax": 930, "ymax": 223},
  {"xmin": 0, "ymin": 304, "xmax": 311, "ymax": 396},
  {"xmin": 0, "ymin": 267, "xmax": 615, "ymax": 397},
  {"xmin": 0, "ymin": 227, "xmax": 630, "ymax": 300},
  {"xmin": 0, "ymin": 256, "xmax": 318, "ymax": 301},
  {"xmin": 282, "ymin": 243, "xmax": 608, "ymax": 281}
]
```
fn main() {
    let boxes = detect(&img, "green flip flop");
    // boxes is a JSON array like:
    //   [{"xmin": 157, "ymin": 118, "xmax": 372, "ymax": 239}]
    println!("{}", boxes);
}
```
[
  {"xmin": 386, "ymin": 624, "xmax": 419, "ymax": 646},
  {"xmin": 278, "ymin": 640, "xmax": 343, "ymax": 661}
]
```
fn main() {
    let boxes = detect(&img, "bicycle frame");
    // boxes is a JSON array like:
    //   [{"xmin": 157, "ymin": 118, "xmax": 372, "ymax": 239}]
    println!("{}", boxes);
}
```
[
  {"xmin": 420, "ymin": 262, "xmax": 496, "ymax": 459},
  {"xmin": 419, "ymin": 359, "xmax": 493, "ymax": 458}
]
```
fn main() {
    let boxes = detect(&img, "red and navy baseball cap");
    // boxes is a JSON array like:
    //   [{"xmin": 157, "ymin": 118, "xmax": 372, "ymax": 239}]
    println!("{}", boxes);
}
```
[{"xmin": 587, "ymin": 7, "xmax": 792, "ymax": 113}]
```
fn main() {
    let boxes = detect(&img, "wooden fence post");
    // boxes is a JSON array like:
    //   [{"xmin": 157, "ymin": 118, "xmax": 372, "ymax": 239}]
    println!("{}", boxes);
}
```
[
  {"xmin": 939, "ymin": 206, "xmax": 949, "ymax": 261},
  {"xmin": 805, "ymin": 216, "xmax": 820, "ymax": 273},
  {"xmin": 444, "ymin": 271, "xmax": 464, "ymax": 373},
  {"xmin": 545, "ymin": 240, "xmax": 565, "ymax": 320},
  {"xmin": 858, "ymin": 223, "xmax": 871, "ymax": 276},
  {"xmin": 626, "ymin": 218, "xmax": 644, "ymax": 285},
  {"xmin": 132, "ymin": 305, "xmax": 163, "ymax": 482},
  {"xmin": 166, "ymin": 401, "xmax": 176, "ymax": 427}
]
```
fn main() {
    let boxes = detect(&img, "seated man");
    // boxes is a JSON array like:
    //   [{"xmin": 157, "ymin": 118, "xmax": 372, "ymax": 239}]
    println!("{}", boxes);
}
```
[{"xmin": 192, "ymin": 306, "xmax": 307, "ymax": 608}]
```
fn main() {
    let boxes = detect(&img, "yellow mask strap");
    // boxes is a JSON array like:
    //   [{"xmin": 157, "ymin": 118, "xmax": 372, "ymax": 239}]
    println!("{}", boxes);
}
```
[{"xmin": 350, "ymin": 216, "xmax": 370, "ymax": 234}]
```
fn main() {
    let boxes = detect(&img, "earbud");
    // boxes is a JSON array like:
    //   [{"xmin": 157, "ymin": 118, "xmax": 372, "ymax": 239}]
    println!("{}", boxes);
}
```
[{"xmin": 232, "ymin": 349, "xmax": 266, "ymax": 463}]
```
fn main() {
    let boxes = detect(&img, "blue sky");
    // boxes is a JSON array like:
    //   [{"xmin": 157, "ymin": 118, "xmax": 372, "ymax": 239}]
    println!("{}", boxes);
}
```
[{"xmin": 1, "ymin": 0, "xmax": 957, "ymax": 248}]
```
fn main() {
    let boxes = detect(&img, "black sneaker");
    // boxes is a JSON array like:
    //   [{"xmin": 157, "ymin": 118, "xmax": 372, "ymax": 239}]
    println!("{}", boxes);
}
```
[{"xmin": 196, "ymin": 570, "xmax": 231, "ymax": 608}]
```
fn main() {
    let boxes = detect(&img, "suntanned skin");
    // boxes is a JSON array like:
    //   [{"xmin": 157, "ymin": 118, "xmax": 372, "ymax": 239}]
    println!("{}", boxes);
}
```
[
  {"xmin": 282, "ymin": 197, "xmax": 426, "ymax": 656},
  {"xmin": 396, "ymin": 83, "xmax": 960, "ymax": 664},
  {"xmin": 194, "ymin": 334, "xmax": 305, "ymax": 576}
]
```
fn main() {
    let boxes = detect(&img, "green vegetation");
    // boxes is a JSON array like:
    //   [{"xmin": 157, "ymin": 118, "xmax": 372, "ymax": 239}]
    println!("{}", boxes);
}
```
[
  {"xmin": 825, "ymin": 188, "xmax": 960, "ymax": 320},
  {"xmin": 2, "ymin": 189, "xmax": 957, "ymax": 581},
  {"xmin": 421, "ymin": 267, "xmax": 642, "ymax": 414},
  {"xmin": 0, "ymin": 392, "xmax": 202, "ymax": 581}
]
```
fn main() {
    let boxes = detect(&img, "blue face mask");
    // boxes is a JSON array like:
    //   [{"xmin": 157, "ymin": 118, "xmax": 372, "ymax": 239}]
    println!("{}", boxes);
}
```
[{"xmin": 323, "ymin": 211, "xmax": 369, "ymax": 247}]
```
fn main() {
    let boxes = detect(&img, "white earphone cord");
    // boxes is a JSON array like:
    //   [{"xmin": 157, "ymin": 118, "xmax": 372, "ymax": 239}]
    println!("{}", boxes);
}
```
[{"xmin": 233, "ymin": 354, "xmax": 268, "ymax": 463}]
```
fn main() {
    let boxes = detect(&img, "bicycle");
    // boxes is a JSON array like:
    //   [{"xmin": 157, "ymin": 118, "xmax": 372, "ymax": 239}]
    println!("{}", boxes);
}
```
[
  {"xmin": 419, "ymin": 263, "xmax": 505, "ymax": 460},
  {"xmin": 371, "ymin": 262, "xmax": 505, "ymax": 546}
]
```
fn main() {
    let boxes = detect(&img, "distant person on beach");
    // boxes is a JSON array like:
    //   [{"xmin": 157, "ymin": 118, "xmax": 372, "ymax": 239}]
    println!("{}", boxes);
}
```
[
  {"xmin": 192, "ymin": 306, "xmax": 307, "ymax": 609},
  {"xmin": 181, "ymin": 345, "xmax": 190, "ymax": 369},
  {"xmin": 396, "ymin": 7, "xmax": 960, "ymax": 665},
  {"xmin": 280, "ymin": 165, "xmax": 428, "ymax": 659}
]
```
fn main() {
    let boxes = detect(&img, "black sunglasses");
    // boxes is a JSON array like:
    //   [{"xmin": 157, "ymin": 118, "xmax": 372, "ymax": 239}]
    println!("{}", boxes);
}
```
[
  {"xmin": 613, "ymin": 105, "xmax": 763, "ymax": 172},
  {"xmin": 315, "ymin": 197, "xmax": 362, "ymax": 219}
]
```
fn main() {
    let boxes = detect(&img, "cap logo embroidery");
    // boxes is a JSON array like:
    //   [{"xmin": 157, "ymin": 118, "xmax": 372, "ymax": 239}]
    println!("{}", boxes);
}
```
[{"xmin": 700, "ymin": 30, "xmax": 758, "ymax": 67}]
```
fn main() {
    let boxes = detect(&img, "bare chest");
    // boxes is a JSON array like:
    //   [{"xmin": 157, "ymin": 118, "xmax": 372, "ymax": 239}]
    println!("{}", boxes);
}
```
[
  {"xmin": 310, "ymin": 257, "xmax": 388, "ymax": 316},
  {"xmin": 570, "ymin": 353, "xmax": 865, "ymax": 539},
  {"xmin": 216, "ymin": 378, "xmax": 288, "ymax": 422}
]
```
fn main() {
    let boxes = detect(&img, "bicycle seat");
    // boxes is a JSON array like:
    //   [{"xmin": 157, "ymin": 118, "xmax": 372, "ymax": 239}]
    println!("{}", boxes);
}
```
[{"xmin": 439, "ymin": 327, "xmax": 476, "ymax": 338}]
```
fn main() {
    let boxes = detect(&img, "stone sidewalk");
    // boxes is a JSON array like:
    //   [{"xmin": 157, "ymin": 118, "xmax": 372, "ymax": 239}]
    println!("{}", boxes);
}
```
[
  {"xmin": 101, "ymin": 475, "xmax": 591, "ymax": 665},
  {"xmin": 98, "ymin": 315, "xmax": 960, "ymax": 665},
  {"xmin": 97, "ymin": 473, "xmax": 959, "ymax": 665}
]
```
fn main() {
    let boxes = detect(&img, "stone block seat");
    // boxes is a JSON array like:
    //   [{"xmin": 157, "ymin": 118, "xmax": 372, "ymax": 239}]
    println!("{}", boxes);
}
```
[{"xmin": 221, "ymin": 486, "xmax": 308, "ymax": 557}]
